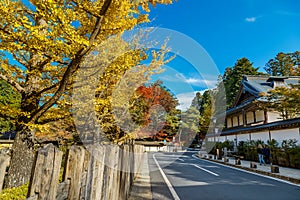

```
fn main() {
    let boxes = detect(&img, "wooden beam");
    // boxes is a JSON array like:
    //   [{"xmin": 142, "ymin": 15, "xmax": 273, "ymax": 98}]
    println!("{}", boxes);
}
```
[{"xmin": 0, "ymin": 140, "xmax": 14, "ymax": 144}]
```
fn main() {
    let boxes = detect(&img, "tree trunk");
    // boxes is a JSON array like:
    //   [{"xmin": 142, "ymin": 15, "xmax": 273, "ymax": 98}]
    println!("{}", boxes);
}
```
[{"xmin": 5, "ymin": 128, "xmax": 35, "ymax": 188}]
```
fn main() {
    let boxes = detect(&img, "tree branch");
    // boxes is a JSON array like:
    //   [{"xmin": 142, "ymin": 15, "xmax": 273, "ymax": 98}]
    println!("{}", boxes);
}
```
[
  {"xmin": 37, "ymin": 58, "xmax": 51, "ymax": 70},
  {"xmin": 0, "ymin": 72, "xmax": 24, "ymax": 92},
  {"xmin": 100, "ymin": 0, "xmax": 112, "ymax": 15},
  {"xmin": 36, "ymin": 82, "xmax": 59, "ymax": 96},
  {"xmin": 37, "ymin": 115, "xmax": 68, "ymax": 125},
  {"xmin": 80, "ymin": 0, "xmax": 112, "ymax": 56},
  {"xmin": 12, "ymin": 52, "xmax": 30, "ymax": 69},
  {"xmin": 29, "ymin": 0, "xmax": 113, "ymax": 123}
]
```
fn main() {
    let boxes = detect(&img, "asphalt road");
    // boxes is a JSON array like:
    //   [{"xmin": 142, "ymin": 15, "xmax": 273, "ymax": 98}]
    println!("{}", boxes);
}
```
[{"xmin": 148, "ymin": 151, "xmax": 300, "ymax": 200}]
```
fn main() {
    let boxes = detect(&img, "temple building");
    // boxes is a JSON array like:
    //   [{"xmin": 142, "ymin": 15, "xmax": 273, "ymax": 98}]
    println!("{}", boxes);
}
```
[{"xmin": 207, "ymin": 75, "xmax": 300, "ymax": 147}]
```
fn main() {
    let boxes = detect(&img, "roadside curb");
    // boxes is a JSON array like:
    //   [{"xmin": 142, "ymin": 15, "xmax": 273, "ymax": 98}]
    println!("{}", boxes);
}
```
[
  {"xmin": 195, "ymin": 154, "xmax": 300, "ymax": 185},
  {"xmin": 129, "ymin": 153, "xmax": 152, "ymax": 200}
]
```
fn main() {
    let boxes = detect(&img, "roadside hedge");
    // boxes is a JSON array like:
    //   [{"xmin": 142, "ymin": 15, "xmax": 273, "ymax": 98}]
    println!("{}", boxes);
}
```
[{"xmin": 216, "ymin": 139, "xmax": 300, "ymax": 169}]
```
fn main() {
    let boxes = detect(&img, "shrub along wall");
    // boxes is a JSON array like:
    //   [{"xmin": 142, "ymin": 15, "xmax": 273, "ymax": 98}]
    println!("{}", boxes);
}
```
[{"xmin": 216, "ymin": 139, "xmax": 300, "ymax": 169}]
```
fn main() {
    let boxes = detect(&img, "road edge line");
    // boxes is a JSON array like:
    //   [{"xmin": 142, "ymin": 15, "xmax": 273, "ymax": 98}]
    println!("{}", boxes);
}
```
[{"xmin": 153, "ymin": 153, "xmax": 181, "ymax": 200}]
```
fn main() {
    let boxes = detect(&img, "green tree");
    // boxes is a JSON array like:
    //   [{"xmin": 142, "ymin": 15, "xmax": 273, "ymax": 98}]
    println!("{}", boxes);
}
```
[
  {"xmin": 186, "ymin": 90, "xmax": 215, "ymax": 147},
  {"xmin": 291, "ymin": 51, "xmax": 300, "ymax": 75},
  {"xmin": 190, "ymin": 92, "xmax": 202, "ymax": 111},
  {"xmin": 0, "ymin": 79, "xmax": 21, "ymax": 132},
  {"xmin": 261, "ymin": 51, "xmax": 300, "ymax": 119},
  {"xmin": 198, "ymin": 90, "xmax": 213, "ymax": 135},
  {"xmin": 264, "ymin": 52, "xmax": 300, "ymax": 76},
  {"xmin": 164, "ymin": 109, "xmax": 181, "ymax": 141},
  {"xmin": 259, "ymin": 83, "xmax": 300, "ymax": 119},
  {"xmin": 179, "ymin": 106, "xmax": 200, "ymax": 147},
  {"xmin": 223, "ymin": 58, "xmax": 262, "ymax": 108},
  {"xmin": 213, "ymin": 74, "xmax": 227, "ymax": 114}
]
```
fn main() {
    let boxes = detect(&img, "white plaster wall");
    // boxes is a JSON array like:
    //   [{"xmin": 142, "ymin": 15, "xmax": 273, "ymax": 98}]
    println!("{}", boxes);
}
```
[
  {"xmin": 246, "ymin": 112, "xmax": 254, "ymax": 124},
  {"xmin": 239, "ymin": 114, "xmax": 243, "ymax": 126},
  {"xmin": 270, "ymin": 128, "xmax": 300, "ymax": 145},
  {"xmin": 232, "ymin": 116, "xmax": 239, "ymax": 127},
  {"xmin": 250, "ymin": 131, "xmax": 270, "ymax": 142},
  {"xmin": 256, "ymin": 110, "xmax": 264, "ymax": 122},
  {"xmin": 237, "ymin": 134, "xmax": 250, "ymax": 142},
  {"xmin": 216, "ymin": 136, "xmax": 226, "ymax": 143},
  {"xmin": 268, "ymin": 111, "xmax": 282, "ymax": 123},
  {"xmin": 227, "ymin": 118, "xmax": 232, "ymax": 128},
  {"xmin": 220, "ymin": 129, "xmax": 300, "ymax": 146},
  {"xmin": 226, "ymin": 135, "xmax": 236, "ymax": 141}
]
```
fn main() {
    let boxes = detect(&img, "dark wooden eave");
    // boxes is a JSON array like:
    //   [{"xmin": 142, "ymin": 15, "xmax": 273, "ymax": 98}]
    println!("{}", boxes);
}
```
[{"xmin": 220, "ymin": 117, "xmax": 300, "ymax": 136}]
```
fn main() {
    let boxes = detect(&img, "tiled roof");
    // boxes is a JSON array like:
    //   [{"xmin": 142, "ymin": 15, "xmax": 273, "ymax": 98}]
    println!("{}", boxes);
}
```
[
  {"xmin": 242, "ymin": 75, "xmax": 300, "ymax": 97},
  {"xmin": 226, "ymin": 75, "xmax": 300, "ymax": 114}
]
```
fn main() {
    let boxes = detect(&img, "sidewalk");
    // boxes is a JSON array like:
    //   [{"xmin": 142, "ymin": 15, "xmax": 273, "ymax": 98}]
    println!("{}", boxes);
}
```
[
  {"xmin": 198, "ymin": 152, "xmax": 300, "ymax": 185},
  {"xmin": 128, "ymin": 153, "xmax": 152, "ymax": 200}
]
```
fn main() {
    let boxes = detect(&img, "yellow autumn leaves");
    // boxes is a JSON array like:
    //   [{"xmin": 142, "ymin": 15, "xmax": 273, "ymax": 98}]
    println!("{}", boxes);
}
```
[{"xmin": 0, "ymin": 0, "xmax": 175, "ymax": 141}]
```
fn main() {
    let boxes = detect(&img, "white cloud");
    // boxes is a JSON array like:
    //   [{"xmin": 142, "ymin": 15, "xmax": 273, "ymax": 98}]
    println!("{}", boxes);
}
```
[
  {"xmin": 163, "ymin": 73, "xmax": 217, "ymax": 88},
  {"xmin": 159, "ymin": 73, "xmax": 184, "ymax": 82},
  {"xmin": 185, "ymin": 78, "xmax": 217, "ymax": 87},
  {"xmin": 185, "ymin": 78, "xmax": 200, "ymax": 84},
  {"xmin": 245, "ymin": 17, "xmax": 257, "ymax": 22},
  {"xmin": 176, "ymin": 90, "xmax": 207, "ymax": 111}
]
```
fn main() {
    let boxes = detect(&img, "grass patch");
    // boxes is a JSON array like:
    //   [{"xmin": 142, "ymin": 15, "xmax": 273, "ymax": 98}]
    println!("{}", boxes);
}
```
[{"xmin": 0, "ymin": 183, "xmax": 29, "ymax": 200}]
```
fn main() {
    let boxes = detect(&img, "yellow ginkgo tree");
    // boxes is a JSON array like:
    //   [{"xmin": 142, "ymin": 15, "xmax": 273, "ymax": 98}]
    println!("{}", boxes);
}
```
[{"xmin": 0, "ymin": 0, "xmax": 174, "ymax": 188}]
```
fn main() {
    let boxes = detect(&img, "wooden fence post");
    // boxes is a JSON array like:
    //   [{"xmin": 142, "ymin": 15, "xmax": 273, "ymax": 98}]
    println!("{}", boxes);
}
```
[
  {"xmin": 81, "ymin": 144, "xmax": 106, "ymax": 200},
  {"xmin": 28, "ymin": 144, "xmax": 63, "ymax": 200},
  {"xmin": 134, "ymin": 145, "xmax": 144, "ymax": 176},
  {"xmin": 63, "ymin": 145, "xmax": 86, "ymax": 199},
  {"xmin": 0, "ymin": 153, "xmax": 10, "ymax": 193},
  {"xmin": 55, "ymin": 144, "xmax": 145, "ymax": 200},
  {"xmin": 78, "ymin": 148, "xmax": 91, "ymax": 199},
  {"xmin": 102, "ymin": 145, "xmax": 120, "ymax": 200},
  {"xmin": 119, "ymin": 145, "xmax": 130, "ymax": 199},
  {"xmin": 113, "ymin": 145, "xmax": 121, "ymax": 200},
  {"xmin": 129, "ymin": 144, "xmax": 134, "ymax": 185}
]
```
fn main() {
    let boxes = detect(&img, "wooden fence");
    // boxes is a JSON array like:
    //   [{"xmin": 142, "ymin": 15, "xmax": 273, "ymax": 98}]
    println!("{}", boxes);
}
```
[
  {"xmin": 0, "ymin": 143, "xmax": 145, "ymax": 200},
  {"xmin": 0, "ymin": 153, "xmax": 10, "ymax": 193}
]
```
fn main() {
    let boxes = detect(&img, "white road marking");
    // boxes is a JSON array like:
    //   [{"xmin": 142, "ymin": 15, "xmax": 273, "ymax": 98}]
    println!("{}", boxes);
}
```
[
  {"xmin": 158, "ymin": 154, "xmax": 189, "ymax": 158},
  {"xmin": 178, "ymin": 158, "xmax": 184, "ymax": 162},
  {"xmin": 153, "ymin": 154, "xmax": 181, "ymax": 200},
  {"xmin": 191, "ymin": 164, "xmax": 219, "ymax": 176},
  {"xmin": 192, "ymin": 154, "xmax": 300, "ymax": 187}
]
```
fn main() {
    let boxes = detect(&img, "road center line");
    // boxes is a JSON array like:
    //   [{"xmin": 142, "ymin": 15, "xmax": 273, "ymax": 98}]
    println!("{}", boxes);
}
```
[
  {"xmin": 191, "ymin": 154, "xmax": 300, "ymax": 187},
  {"xmin": 153, "ymin": 154, "xmax": 181, "ymax": 200},
  {"xmin": 191, "ymin": 164, "xmax": 219, "ymax": 176}
]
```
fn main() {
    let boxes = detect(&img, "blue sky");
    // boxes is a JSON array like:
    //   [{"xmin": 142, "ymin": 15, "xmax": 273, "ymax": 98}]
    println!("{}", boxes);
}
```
[
  {"xmin": 5, "ymin": 0, "xmax": 300, "ymax": 111},
  {"xmin": 145, "ymin": 0, "xmax": 300, "ymax": 110}
]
